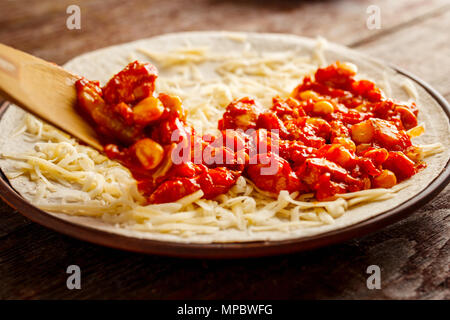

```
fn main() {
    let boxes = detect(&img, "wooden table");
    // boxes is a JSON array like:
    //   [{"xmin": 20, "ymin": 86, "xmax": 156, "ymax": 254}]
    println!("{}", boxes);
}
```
[{"xmin": 0, "ymin": 0, "xmax": 449, "ymax": 300}]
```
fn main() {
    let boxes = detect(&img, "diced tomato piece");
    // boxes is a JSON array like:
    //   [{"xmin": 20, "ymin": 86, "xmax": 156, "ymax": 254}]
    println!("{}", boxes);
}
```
[
  {"xmin": 358, "ymin": 158, "xmax": 381, "ymax": 176},
  {"xmin": 75, "ymin": 78, "xmax": 141, "ymax": 144},
  {"xmin": 305, "ymin": 117, "xmax": 332, "ymax": 140},
  {"xmin": 112, "ymin": 102, "xmax": 134, "ymax": 125},
  {"xmin": 257, "ymin": 111, "xmax": 290, "ymax": 138},
  {"xmin": 271, "ymin": 96, "xmax": 304, "ymax": 118},
  {"xmin": 284, "ymin": 119, "xmax": 326, "ymax": 148},
  {"xmin": 371, "ymin": 100, "xmax": 394, "ymax": 119},
  {"xmin": 247, "ymin": 129, "xmax": 281, "ymax": 156},
  {"xmin": 324, "ymin": 144, "xmax": 357, "ymax": 169},
  {"xmin": 149, "ymin": 178, "xmax": 200, "ymax": 203},
  {"xmin": 314, "ymin": 62, "xmax": 354, "ymax": 90},
  {"xmin": 219, "ymin": 97, "xmax": 262, "ymax": 131},
  {"xmin": 198, "ymin": 167, "xmax": 240, "ymax": 199},
  {"xmin": 203, "ymin": 145, "xmax": 244, "ymax": 171},
  {"xmin": 339, "ymin": 109, "xmax": 370, "ymax": 125},
  {"xmin": 103, "ymin": 61, "xmax": 158, "ymax": 105},
  {"xmin": 363, "ymin": 148, "xmax": 389, "ymax": 165},
  {"xmin": 161, "ymin": 162, "xmax": 202, "ymax": 182},
  {"xmin": 221, "ymin": 130, "xmax": 247, "ymax": 153},
  {"xmin": 351, "ymin": 80, "xmax": 382, "ymax": 102},
  {"xmin": 279, "ymin": 140, "xmax": 315, "ymax": 168},
  {"xmin": 383, "ymin": 151, "xmax": 417, "ymax": 180},
  {"xmin": 329, "ymin": 120, "xmax": 350, "ymax": 140},
  {"xmin": 247, "ymin": 153, "xmax": 301, "ymax": 194},
  {"xmin": 151, "ymin": 115, "xmax": 191, "ymax": 145},
  {"xmin": 371, "ymin": 119, "xmax": 411, "ymax": 151},
  {"xmin": 314, "ymin": 173, "xmax": 347, "ymax": 200},
  {"xmin": 75, "ymin": 78, "xmax": 104, "ymax": 117},
  {"xmin": 395, "ymin": 106, "xmax": 418, "ymax": 130},
  {"xmin": 297, "ymin": 158, "xmax": 360, "ymax": 186}
]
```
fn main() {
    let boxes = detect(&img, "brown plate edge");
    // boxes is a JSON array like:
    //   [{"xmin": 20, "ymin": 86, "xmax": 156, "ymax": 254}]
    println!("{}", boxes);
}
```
[{"xmin": 0, "ymin": 68, "xmax": 449, "ymax": 259}]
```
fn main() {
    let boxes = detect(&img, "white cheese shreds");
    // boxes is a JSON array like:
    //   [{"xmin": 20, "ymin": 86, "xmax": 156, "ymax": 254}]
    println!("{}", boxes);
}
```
[
  {"xmin": 3, "ymin": 114, "xmax": 145, "ymax": 216},
  {"xmin": 314, "ymin": 36, "xmax": 328, "ymax": 67},
  {"xmin": 401, "ymin": 78, "xmax": 419, "ymax": 101},
  {"xmin": 225, "ymin": 32, "xmax": 248, "ymax": 43},
  {"xmin": 138, "ymin": 43, "xmax": 318, "ymax": 133}
]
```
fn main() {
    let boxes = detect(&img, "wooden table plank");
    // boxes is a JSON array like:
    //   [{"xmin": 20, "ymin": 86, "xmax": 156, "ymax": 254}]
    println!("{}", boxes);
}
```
[
  {"xmin": 0, "ymin": 200, "xmax": 31, "ymax": 238},
  {"xmin": 354, "ymin": 8, "xmax": 450, "ymax": 97},
  {"xmin": 0, "ymin": 1, "xmax": 449, "ymax": 300},
  {"xmin": 0, "ymin": 0, "xmax": 448, "ymax": 64},
  {"xmin": 0, "ymin": 186, "xmax": 448, "ymax": 299}
]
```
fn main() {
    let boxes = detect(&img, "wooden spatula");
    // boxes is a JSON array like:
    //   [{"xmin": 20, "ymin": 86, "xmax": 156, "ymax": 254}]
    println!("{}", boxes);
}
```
[{"xmin": 0, "ymin": 43, "xmax": 102, "ymax": 151}]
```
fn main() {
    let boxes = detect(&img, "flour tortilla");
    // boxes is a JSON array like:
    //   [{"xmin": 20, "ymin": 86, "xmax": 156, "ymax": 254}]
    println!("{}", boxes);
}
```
[{"xmin": 0, "ymin": 31, "xmax": 449, "ymax": 244}]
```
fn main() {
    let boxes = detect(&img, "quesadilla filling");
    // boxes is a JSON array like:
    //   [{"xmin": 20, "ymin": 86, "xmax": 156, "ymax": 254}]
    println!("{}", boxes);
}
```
[{"xmin": 75, "ymin": 61, "xmax": 425, "ymax": 204}]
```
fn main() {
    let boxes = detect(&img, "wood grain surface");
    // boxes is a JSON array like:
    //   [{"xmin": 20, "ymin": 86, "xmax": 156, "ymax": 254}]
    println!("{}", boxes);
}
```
[{"xmin": 0, "ymin": 0, "xmax": 449, "ymax": 299}]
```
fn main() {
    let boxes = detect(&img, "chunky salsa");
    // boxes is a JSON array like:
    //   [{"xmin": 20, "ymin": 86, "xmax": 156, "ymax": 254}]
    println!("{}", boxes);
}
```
[{"xmin": 75, "ymin": 61, "xmax": 424, "ymax": 204}]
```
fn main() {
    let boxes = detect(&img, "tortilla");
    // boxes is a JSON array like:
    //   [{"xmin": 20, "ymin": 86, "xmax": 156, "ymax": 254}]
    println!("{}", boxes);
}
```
[{"xmin": 0, "ymin": 31, "xmax": 449, "ymax": 243}]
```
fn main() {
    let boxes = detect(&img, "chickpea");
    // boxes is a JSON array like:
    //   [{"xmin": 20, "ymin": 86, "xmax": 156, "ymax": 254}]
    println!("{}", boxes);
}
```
[
  {"xmin": 299, "ymin": 90, "xmax": 319, "ymax": 101},
  {"xmin": 313, "ymin": 100, "xmax": 334, "ymax": 114},
  {"xmin": 327, "ymin": 145, "xmax": 354, "ymax": 168},
  {"xmin": 332, "ymin": 137, "xmax": 356, "ymax": 152},
  {"xmin": 356, "ymin": 143, "xmax": 371, "ymax": 155},
  {"xmin": 337, "ymin": 61, "xmax": 358, "ymax": 75},
  {"xmin": 158, "ymin": 93, "xmax": 185, "ymax": 119},
  {"xmin": 285, "ymin": 97, "xmax": 301, "ymax": 108},
  {"xmin": 133, "ymin": 97, "xmax": 164, "ymax": 125},
  {"xmin": 364, "ymin": 148, "xmax": 389, "ymax": 165},
  {"xmin": 306, "ymin": 117, "xmax": 331, "ymax": 139},
  {"xmin": 373, "ymin": 169, "xmax": 397, "ymax": 189},
  {"xmin": 355, "ymin": 104, "xmax": 368, "ymax": 112},
  {"xmin": 133, "ymin": 138, "xmax": 164, "ymax": 170},
  {"xmin": 306, "ymin": 117, "xmax": 329, "ymax": 127},
  {"xmin": 351, "ymin": 120, "xmax": 374, "ymax": 144}
]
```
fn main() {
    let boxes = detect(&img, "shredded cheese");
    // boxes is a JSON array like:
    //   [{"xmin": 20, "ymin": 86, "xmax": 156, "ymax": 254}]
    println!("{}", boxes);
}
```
[{"xmin": 401, "ymin": 78, "xmax": 419, "ymax": 101}]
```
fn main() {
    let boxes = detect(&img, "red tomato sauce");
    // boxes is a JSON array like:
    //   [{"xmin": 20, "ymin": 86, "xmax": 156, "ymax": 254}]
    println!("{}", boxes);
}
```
[{"xmin": 75, "ymin": 61, "xmax": 424, "ymax": 203}]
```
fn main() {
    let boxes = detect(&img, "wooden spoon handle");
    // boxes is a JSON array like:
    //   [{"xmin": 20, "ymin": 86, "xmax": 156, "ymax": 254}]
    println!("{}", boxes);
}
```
[{"xmin": 0, "ymin": 43, "xmax": 102, "ymax": 150}]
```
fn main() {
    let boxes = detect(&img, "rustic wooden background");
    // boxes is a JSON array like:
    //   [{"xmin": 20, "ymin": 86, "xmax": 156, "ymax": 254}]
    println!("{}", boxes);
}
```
[{"xmin": 0, "ymin": 0, "xmax": 449, "ymax": 299}]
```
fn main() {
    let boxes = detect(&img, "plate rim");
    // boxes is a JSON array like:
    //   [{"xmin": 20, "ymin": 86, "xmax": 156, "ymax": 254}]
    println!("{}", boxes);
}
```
[{"xmin": 0, "ymin": 49, "xmax": 448, "ymax": 259}]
